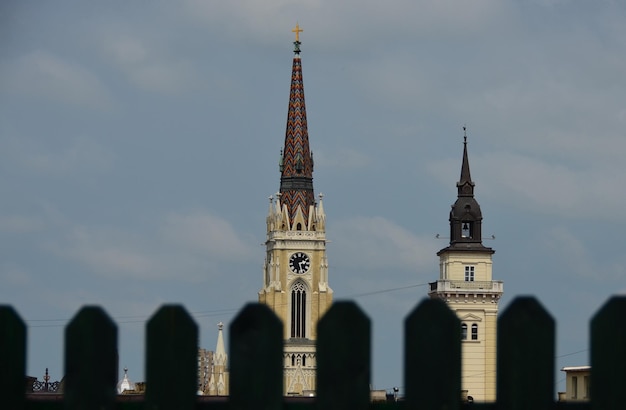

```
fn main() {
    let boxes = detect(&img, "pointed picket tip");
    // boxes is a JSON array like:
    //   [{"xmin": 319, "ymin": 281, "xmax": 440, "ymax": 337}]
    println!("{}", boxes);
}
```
[
  {"xmin": 404, "ymin": 298, "xmax": 460, "ymax": 410},
  {"xmin": 146, "ymin": 304, "xmax": 198, "ymax": 410},
  {"xmin": 230, "ymin": 303, "xmax": 283, "ymax": 410},
  {"xmin": 591, "ymin": 296, "xmax": 626, "ymax": 410},
  {"xmin": 0, "ymin": 306, "xmax": 26, "ymax": 409},
  {"xmin": 317, "ymin": 301, "xmax": 371, "ymax": 410},
  {"xmin": 64, "ymin": 306, "xmax": 118, "ymax": 410},
  {"xmin": 497, "ymin": 296, "xmax": 554, "ymax": 410}
]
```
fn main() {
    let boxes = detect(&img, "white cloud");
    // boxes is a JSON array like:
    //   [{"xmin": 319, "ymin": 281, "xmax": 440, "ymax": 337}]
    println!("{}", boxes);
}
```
[
  {"xmin": 160, "ymin": 211, "xmax": 254, "ymax": 259},
  {"xmin": 0, "ymin": 215, "xmax": 45, "ymax": 233},
  {"xmin": 314, "ymin": 147, "xmax": 371, "ymax": 170},
  {"xmin": 427, "ymin": 152, "xmax": 626, "ymax": 222},
  {"xmin": 0, "ymin": 50, "xmax": 112, "ymax": 108},
  {"xmin": 100, "ymin": 32, "xmax": 198, "ymax": 94},
  {"xmin": 0, "ymin": 264, "xmax": 34, "ymax": 287},
  {"xmin": 181, "ymin": 0, "xmax": 510, "ymax": 48},
  {"xmin": 50, "ymin": 210, "xmax": 256, "ymax": 282},
  {"xmin": 331, "ymin": 216, "xmax": 437, "ymax": 272},
  {"xmin": 540, "ymin": 226, "xmax": 626, "ymax": 283},
  {"xmin": 56, "ymin": 226, "xmax": 161, "ymax": 279},
  {"xmin": 1, "ymin": 135, "xmax": 115, "ymax": 176}
]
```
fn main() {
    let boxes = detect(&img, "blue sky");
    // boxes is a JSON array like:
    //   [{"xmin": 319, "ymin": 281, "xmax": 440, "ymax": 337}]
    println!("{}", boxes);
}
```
[{"xmin": 2, "ymin": 0, "xmax": 626, "ymax": 395}]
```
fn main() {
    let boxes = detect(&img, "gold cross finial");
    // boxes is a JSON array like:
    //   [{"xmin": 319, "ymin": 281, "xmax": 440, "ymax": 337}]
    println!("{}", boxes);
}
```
[{"xmin": 292, "ymin": 23, "xmax": 303, "ymax": 42}]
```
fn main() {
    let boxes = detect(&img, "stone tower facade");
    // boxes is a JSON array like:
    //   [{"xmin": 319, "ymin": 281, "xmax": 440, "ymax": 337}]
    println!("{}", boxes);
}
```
[
  {"xmin": 428, "ymin": 131, "xmax": 503, "ymax": 402},
  {"xmin": 258, "ymin": 25, "xmax": 333, "ymax": 396}
]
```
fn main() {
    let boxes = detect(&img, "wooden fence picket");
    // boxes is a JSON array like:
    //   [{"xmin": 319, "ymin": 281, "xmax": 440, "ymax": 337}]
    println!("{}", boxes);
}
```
[
  {"xmin": 0, "ymin": 306, "xmax": 26, "ymax": 410},
  {"xmin": 64, "ymin": 306, "xmax": 117, "ymax": 410},
  {"xmin": 317, "ymin": 301, "xmax": 371, "ymax": 410},
  {"xmin": 145, "ymin": 304, "xmax": 198, "ymax": 410},
  {"xmin": 8, "ymin": 296, "xmax": 626, "ymax": 409},
  {"xmin": 591, "ymin": 296, "xmax": 626, "ymax": 410},
  {"xmin": 497, "ymin": 296, "xmax": 554, "ymax": 410},
  {"xmin": 404, "ymin": 298, "xmax": 461, "ymax": 410},
  {"xmin": 229, "ymin": 303, "xmax": 283, "ymax": 410}
]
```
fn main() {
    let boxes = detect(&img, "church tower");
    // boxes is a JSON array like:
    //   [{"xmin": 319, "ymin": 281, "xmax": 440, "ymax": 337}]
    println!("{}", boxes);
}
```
[
  {"xmin": 428, "ymin": 129, "xmax": 503, "ymax": 402},
  {"xmin": 258, "ymin": 25, "xmax": 333, "ymax": 396}
]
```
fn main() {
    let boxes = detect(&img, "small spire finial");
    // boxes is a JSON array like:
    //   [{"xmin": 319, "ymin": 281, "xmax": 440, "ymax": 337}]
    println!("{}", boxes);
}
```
[
  {"xmin": 292, "ymin": 23, "xmax": 303, "ymax": 42},
  {"xmin": 463, "ymin": 125, "xmax": 467, "ymax": 143},
  {"xmin": 292, "ymin": 23, "xmax": 303, "ymax": 54},
  {"xmin": 218, "ymin": 322, "xmax": 224, "ymax": 331}
]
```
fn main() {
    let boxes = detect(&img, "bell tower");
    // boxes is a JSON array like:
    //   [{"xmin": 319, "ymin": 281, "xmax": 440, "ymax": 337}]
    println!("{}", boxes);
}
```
[
  {"xmin": 258, "ymin": 25, "xmax": 333, "ymax": 396},
  {"xmin": 428, "ymin": 129, "xmax": 503, "ymax": 402}
]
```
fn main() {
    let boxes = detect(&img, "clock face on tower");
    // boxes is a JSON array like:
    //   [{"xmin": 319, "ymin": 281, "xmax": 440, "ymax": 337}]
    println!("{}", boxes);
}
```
[{"xmin": 289, "ymin": 252, "xmax": 311, "ymax": 274}]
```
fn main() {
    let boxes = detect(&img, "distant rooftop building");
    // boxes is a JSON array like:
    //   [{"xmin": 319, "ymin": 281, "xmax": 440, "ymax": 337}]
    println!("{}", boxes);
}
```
[
  {"xmin": 198, "ymin": 348, "xmax": 214, "ymax": 394},
  {"xmin": 560, "ymin": 366, "xmax": 590, "ymax": 402}
]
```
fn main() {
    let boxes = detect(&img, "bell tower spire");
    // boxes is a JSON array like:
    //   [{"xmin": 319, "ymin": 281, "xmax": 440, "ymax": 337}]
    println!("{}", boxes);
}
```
[
  {"xmin": 259, "ymin": 26, "xmax": 332, "ymax": 397},
  {"xmin": 458, "ymin": 126, "xmax": 474, "ymax": 197},
  {"xmin": 447, "ymin": 127, "xmax": 488, "ymax": 249}
]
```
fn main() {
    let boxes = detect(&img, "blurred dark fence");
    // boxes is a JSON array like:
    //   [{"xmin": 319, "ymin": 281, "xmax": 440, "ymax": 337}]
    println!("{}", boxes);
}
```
[{"xmin": 2, "ymin": 296, "xmax": 624, "ymax": 409}]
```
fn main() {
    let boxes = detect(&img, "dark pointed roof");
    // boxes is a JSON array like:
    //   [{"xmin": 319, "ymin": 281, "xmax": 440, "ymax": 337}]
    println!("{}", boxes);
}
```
[
  {"xmin": 457, "ymin": 131, "xmax": 474, "ymax": 197},
  {"xmin": 279, "ymin": 26, "xmax": 315, "ymax": 224},
  {"xmin": 439, "ymin": 130, "xmax": 493, "ymax": 254}
]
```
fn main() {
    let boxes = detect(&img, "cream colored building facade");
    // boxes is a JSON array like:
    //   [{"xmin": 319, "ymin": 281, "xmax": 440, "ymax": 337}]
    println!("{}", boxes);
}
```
[
  {"xmin": 429, "ymin": 133, "xmax": 503, "ymax": 402},
  {"xmin": 258, "ymin": 28, "xmax": 333, "ymax": 396},
  {"xmin": 560, "ymin": 366, "xmax": 590, "ymax": 402}
]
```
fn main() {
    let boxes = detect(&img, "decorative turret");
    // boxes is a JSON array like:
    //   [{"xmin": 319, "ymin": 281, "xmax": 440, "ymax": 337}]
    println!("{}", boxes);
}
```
[
  {"xmin": 208, "ymin": 322, "xmax": 229, "ymax": 396},
  {"xmin": 278, "ymin": 23, "xmax": 316, "ymax": 229},
  {"xmin": 444, "ymin": 128, "xmax": 492, "ymax": 252}
]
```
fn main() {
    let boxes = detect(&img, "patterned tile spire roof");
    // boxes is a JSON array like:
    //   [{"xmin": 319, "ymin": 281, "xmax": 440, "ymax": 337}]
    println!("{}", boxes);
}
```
[{"xmin": 279, "ymin": 25, "xmax": 315, "ymax": 225}]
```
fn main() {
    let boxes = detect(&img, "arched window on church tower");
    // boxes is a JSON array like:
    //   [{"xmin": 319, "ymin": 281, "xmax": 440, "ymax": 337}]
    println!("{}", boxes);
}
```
[{"xmin": 291, "ymin": 282, "xmax": 307, "ymax": 338}]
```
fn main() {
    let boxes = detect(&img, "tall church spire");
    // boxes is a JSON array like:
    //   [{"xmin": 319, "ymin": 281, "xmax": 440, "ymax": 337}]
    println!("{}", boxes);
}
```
[
  {"xmin": 446, "ymin": 129, "xmax": 491, "ymax": 250},
  {"xmin": 260, "ymin": 27, "xmax": 332, "ymax": 396},
  {"xmin": 279, "ymin": 24, "xmax": 315, "ymax": 227}
]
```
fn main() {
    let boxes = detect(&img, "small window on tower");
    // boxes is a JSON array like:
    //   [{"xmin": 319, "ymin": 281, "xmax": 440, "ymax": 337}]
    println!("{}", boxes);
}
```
[
  {"xmin": 296, "ymin": 223, "xmax": 302, "ymax": 231},
  {"xmin": 465, "ymin": 266, "xmax": 475, "ymax": 282},
  {"xmin": 461, "ymin": 323, "xmax": 468, "ymax": 340},
  {"xmin": 471, "ymin": 323, "xmax": 478, "ymax": 340}
]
